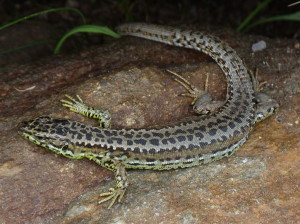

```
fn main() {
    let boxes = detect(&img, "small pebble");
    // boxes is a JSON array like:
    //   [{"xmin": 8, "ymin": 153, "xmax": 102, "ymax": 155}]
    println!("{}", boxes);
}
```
[{"xmin": 252, "ymin": 40, "xmax": 267, "ymax": 52}]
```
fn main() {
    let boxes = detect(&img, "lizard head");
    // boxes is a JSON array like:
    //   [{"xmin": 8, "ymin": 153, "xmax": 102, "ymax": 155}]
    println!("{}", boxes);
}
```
[{"xmin": 18, "ymin": 116, "xmax": 79, "ymax": 158}]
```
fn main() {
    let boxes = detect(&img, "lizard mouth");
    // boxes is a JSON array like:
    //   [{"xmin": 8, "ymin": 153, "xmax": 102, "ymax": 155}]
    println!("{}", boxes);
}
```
[{"xmin": 18, "ymin": 120, "xmax": 33, "ymax": 135}]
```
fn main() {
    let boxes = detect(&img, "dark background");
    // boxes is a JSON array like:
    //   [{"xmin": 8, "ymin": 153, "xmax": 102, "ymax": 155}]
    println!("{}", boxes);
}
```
[{"xmin": 1, "ymin": 0, "xmax": 299, "ymax": 48}]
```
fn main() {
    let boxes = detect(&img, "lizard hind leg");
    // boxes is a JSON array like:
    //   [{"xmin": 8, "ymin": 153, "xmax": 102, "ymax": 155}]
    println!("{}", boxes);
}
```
[
  {"xmin": 250, "ymin": 69, "xmax": 279, "ymax": 122},
  {"xmin": 167, "ymin": 69, "xmax": 224, "ymax": 115}
]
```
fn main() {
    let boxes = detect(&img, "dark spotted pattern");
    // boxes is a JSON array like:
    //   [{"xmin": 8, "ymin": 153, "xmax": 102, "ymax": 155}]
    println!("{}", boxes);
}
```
[{"xmin": 19, "ymin": 23, "xmax": 278, "ymax": 172}]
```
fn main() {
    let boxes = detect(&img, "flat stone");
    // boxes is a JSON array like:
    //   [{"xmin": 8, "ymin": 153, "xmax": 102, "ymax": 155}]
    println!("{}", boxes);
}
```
[{"xmin": 0, "ymin": 28, "xmax": 299, "ymax": 224}]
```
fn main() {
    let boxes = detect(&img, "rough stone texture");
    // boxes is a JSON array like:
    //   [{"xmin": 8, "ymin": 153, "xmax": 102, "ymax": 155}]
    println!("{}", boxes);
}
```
[{"xmin": 0, "ymin": 29, "xmax": 299, "ymax": 224}]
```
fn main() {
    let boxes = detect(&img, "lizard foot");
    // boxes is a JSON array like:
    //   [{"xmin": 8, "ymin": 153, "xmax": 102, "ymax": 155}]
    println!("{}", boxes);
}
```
[
  {"xmin": 250, "ymin": 69, "xmax": 279, "ymax": 122},
  {"xmin": 99, "ymin": 187, "xmax": 126, "ymax": 208},
  {"xmin": 60, "ymin": 94, "xmax": 111, "ymax": 128},
  {"xmin": 167, "ymin": 69, "xmax": 223, "ymax": 115}
]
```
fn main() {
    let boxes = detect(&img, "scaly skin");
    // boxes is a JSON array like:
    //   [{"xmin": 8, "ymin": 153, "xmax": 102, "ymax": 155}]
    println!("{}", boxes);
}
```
[{"xmin": 19, "ymin": 23, "xmax": 278, "ymax": 208}]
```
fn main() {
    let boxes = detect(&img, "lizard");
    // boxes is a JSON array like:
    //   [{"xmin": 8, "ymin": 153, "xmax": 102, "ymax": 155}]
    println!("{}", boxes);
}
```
[{"xmin": 18, "ymin": 23, "xmax": 278, "ymax": 208}]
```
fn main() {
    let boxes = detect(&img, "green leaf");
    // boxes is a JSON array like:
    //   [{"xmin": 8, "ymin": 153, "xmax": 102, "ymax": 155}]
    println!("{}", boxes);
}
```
[
  {"xmin": 0, "ymin": 8, "xmax": 86, "ymax": 31},
  {"xmin": 54, "ymin": 25, "xmax": 121, "ymax": 54},
  {"xmin": 244, "ymin": 11, "xmax": 300, "ymax": 32},
  {"xmin": 237, "ymin": 0, "xmax": 274, "ymax": 32}
]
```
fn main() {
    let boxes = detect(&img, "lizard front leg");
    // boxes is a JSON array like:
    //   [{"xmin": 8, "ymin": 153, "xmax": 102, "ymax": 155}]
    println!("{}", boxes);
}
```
[
  {"xmin": 97, "ymin": 159, "xmax": 128, "ymax": 208},
  {"xmin": 61, "ymin": 94, "xmax": 111, "ymax": 128}
]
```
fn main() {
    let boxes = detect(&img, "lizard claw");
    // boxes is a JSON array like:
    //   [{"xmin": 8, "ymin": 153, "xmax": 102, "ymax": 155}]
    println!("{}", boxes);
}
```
[{"xmin": 99, "ymin": 187, "xmax": 126, "ymax": 208}]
